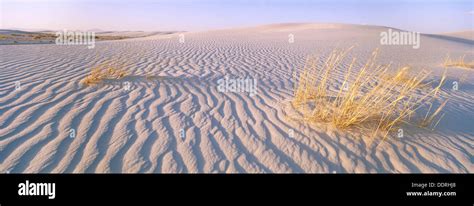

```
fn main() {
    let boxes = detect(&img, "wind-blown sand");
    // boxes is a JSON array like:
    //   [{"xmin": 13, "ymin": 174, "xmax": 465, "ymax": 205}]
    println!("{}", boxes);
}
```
[{"xmin": 0, "ymin": 23, "xmax": 473, "ymax": 173}]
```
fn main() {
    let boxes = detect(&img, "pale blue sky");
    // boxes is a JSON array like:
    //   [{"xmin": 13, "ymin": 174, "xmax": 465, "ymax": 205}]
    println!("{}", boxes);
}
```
[{"xmin": 1, "ymin": 0, "xmax": 473, "ymax": 33}]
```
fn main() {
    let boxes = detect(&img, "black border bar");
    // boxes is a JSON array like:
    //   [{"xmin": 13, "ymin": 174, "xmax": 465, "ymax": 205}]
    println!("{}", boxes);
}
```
[{"xmin": 0, "ymin": 174, "xmax": 472, "ymax": 203}]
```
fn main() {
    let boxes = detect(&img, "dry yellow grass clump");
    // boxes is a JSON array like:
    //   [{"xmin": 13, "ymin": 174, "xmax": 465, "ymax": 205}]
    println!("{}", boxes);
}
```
[
  {"xmin": 444, "ymin": 54, "xmax": 474, "ymax": 69},
  {"xmin": 381, "ymin": 66, "xmax": 430, "ymax": 89},
  {"xmin": 291, "ymin": 48, "xmax": 447, "ymax": 141},
  {"xmin": 81, "ymin": 62, "xmax": 128, "ymax": 85}
]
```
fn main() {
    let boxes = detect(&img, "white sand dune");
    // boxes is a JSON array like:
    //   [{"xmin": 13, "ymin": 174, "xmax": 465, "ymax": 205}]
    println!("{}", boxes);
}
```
[
  {"xmin": 442, "ymin": 30, "xmax": 474, "ymax": 41},
  {"xmin": 0, "ymin": 23, "xmax": 473, "ymax": 173}
]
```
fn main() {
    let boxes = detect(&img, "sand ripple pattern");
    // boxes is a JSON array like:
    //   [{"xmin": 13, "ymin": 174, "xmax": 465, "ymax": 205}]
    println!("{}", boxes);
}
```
[{"xmin": 0, "ymin": 25, "xmax": 473, "ymax": 173}]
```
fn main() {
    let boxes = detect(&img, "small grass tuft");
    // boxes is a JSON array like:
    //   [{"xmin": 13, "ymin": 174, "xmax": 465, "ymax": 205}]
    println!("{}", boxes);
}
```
[
  {"xmin": 444, "ymin": 54, "xmax": 474, "ymax": 69},
  {"xmin": 81, "ymin": 62, "xmax": 128, "ymax": 85}
]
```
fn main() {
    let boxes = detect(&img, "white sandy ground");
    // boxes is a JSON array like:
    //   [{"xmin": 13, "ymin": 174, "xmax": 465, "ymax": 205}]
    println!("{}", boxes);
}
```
[{"xmin": 0, "ymin": 23, "xmax": 473, "ymax": 173}]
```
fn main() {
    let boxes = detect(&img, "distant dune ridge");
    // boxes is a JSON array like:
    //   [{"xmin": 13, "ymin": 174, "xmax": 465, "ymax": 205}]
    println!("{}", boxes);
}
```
[
  {"xmin": 0, "ymin": 23, "xmax": 472, "ymax": 173},
  {"xmin": 442, "ymin": 30, "xmax": 474, "ymax": 41},
  {"xmin": 0, "ymin": 30, "xmax": 177, "ymax": 45}
]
